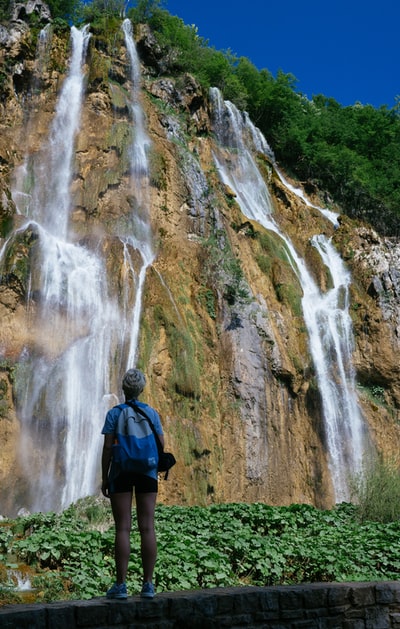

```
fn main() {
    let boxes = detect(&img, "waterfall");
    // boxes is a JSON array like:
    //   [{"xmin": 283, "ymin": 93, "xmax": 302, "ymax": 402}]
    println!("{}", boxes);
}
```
[
  {"xmin": 30, "ymin": 26, "xmax": 91, "ymax": 239},
  {"xmin": 210, "ymin": 87, "xmax": 368, "ymax": 501},
  {"xmin": 121, "ymin": 18, "xmax": 155, "ymax": 367},
  {"xmin": 1, "ymin": 21, "xmax": 156, "ymax": 513},
  {"xmin": 4, "ymin": 25, "xmax": 120, "ymax": 513},
  {"xmin": 307, "ymin": 235, "xmax": 367, "ymax": 496},
  {"xmin": 35, "ymin": 24, "xmax": 52, "ymax": 83},
  {"xmin": 274, "ymin": 167, "xmax": 340, "ymax": 227},
  {"xmin": 122, "ymin": 19, "xmax": 151, "ymax": 183}
]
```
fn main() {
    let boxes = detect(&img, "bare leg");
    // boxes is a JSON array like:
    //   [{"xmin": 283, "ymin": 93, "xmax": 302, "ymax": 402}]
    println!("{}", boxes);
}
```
[
  {"xmin": 110, "ymin": 491, "xmax": 133, "ymax": 584},
  {"xmin": 135, "ymin": 492, "xmax": 157, "ymax": 583}
]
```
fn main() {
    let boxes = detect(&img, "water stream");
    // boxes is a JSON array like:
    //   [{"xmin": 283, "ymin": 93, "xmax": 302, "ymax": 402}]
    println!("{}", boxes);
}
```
[
  {"xmin": 210, "ymin": 87, "xmax": 368, "ymax": 500},
  {"xmin": 6, "ymin": 25, "xmax": 114, "ymax": 512},
  {"xmin": 2, "ymin": 22, "xmax": 154, "ymax": 513},
  {"xmin": 121, "ymin": 18, "xmax": 155, "ymax": 367}
]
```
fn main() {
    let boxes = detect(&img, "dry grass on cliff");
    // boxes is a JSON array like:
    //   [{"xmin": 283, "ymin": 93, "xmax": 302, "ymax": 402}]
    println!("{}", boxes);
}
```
[{"xmin": 350, "ymin": 455, "xmax": 400, "ymax": 523}]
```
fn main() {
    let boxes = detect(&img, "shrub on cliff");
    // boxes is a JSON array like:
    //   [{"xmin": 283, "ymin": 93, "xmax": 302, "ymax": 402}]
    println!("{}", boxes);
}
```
[{"xmin": 0, "ymin": 0, "xmax": 11, "ymax": 22}]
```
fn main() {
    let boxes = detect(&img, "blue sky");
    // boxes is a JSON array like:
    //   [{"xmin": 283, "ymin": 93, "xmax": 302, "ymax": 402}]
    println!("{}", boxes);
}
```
[{"xmin": 163, "ymin": 0, "xmax": 398, "ymax": 109}]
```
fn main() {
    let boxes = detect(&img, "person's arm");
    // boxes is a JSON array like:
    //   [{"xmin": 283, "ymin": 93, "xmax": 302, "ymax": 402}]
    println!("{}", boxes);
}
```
[
  {"xmin": 155, "ymin": 411, "xmax": 165, "ymax": 449},
  {"xmin": 101, "ymin": 434, "xmax": 114, "ymax": 497}
]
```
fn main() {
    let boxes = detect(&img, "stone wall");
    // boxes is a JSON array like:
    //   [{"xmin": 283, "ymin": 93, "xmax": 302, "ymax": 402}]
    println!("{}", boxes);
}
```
[{"xmin": 1, "ymin": 582, "xmax": 400, "ymax": 628}]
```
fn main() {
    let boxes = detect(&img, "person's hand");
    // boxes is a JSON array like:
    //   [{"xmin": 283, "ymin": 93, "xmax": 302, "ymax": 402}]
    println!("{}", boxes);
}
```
[{"xmin": 101, "ymin": 480, "xmax": 110, "ymax": 498}]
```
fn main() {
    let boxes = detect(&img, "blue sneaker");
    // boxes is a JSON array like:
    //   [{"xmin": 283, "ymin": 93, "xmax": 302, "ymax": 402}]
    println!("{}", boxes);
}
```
[
  {"xmin": 140, "ymin": 581, "xmax": 155, "ymax": 599},
  {"xmin": 106, "ymin": 582, "xmax": 127, "ymax": 599}
]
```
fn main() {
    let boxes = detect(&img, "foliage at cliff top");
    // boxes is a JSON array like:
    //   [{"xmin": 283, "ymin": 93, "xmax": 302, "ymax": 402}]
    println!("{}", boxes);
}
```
[
  {"xmin": 1, "ymin": 499, "xmax": 400, "ymax": 606},
  {"xmin": 1, "ymin": 0, "xmax": 399, "ymax": 236},
  {"xmin": 126, "ymin": 1, "xmax": 400, "ymax": 237}
]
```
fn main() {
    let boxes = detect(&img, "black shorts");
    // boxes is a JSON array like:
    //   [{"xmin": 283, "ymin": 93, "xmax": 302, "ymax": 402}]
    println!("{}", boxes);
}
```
[{"xmin": 110, "ymin": 471, "xmax": 158, "ymax": 494}]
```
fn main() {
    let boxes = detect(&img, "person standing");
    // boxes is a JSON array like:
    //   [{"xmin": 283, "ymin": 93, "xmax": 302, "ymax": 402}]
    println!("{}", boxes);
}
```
[{"xmin": 101, "ymin": 368, "xmax": 164, "ymax": 599}]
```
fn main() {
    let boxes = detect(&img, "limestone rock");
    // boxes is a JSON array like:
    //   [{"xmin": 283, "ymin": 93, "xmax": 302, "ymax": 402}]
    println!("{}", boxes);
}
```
[{"xmin": 12, "ymin": 0, "xmax": 51, "ymax": 24}]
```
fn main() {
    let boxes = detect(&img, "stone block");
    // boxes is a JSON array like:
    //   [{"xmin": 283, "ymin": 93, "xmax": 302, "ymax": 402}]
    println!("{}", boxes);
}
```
[
  {"xmin": 0, "ymin": 606, "xmax": 46, "ymax": 629},
  {"xmin": 278, "ymin": 586, "xmax": 304, "ymax": 610},
  {"xmin": 108, "ymin": 601, "xmax": 138, "ymax": 624},
  {"xmin": 192, "ymin": 592, "xmax": 219, "ymax": 618},
  {"xmin": 365, "ymin": 606, "xmax": 390, "ymax": 629},
  {"xmin": 391, "ymin": 584, "xmax": 400, "ymax": 604},
  {"xmin": 253, "ymin": 610, "xmax": 282, "ymax": 622},
  {"xmin": 304, "ymin": 606, "xmax": 330, "ymax": 620},
  {"xmin": 75, "ymin": 599, "xmax": 113, "ymax": 626},
  {"xmin": 290, "ymin": 621, "xmax": 321, "ymax": 628},
  {"xmin": 257, "ymin": 588, "xmax": 280, "ymax": 612},
  {"xmin": 375, "ymin": 583, "xmax": 397, "ymax": 605},
  {"xmin": 47, "ymin": 602, "xmax": 76, "ymax": 629},
  {"xmin": 323, "ymin": 616, "xmax": 348, "ymax": 629},
  {"xmin": 280, "ymin": 608, "xmax": 305, "ymax": 620},
  {"xmin": 327, "ymin": 583, "xmax": 352, "ymax": 607},
  {"xmin": 232, "ymin": 588, "xmax": 262, "ymax": 614},
  {"xmin": 302, "ymin": 584, "xmax": 329, "ymax": 608},
  {"xmin": 223, "ymin": 612, "xmax": 253, "ymax": 627},
  {"xmin": 215, "ymin": 589, "xmax": 237, "ymax": 614},
  {"xmin": 168, "ymin": 596, "xmax": 197, "ymax": 623},
  {"xmin": 342, "ymin": 621, "xmax": 365, "ymax": 629},
  {"xmin": 349, "ymin": 584, "xmax": 375, "ymax": 607},
  {"xmin": 344, "ymin": 608, "xmax": 366, "ymax": 621},
  {"xmin": 135, "ymin": 597, "xmax": 168, "ymax": 619}
]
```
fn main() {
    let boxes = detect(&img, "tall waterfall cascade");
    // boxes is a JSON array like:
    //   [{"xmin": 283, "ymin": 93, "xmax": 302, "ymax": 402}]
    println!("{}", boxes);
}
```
[
  {"xmin": 210, "ymin": 87, "xmax": 369, "ymax": 501},
  {"xmin": 1, "ymin": 20, "xmax": 395, "ymax": 516},
  {"xmin": 121, "ymin": 18, "xmax": 155, "ymax": 368},
  {"xmin": 1, "ymin": 22, "xmax": 154, "ymax": 513}
]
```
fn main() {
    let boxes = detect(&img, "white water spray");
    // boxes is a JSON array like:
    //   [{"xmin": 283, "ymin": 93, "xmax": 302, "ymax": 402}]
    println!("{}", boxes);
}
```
[
  {"xmin": 31, "ymin": 26, "xmax": 91, "ymax": 239},
  {"xmin": 5, "ymin": 26, "xmax": 121, "ymax": 512},
  {"xmin": 275, "ymin": 167, "xmax": 340, "ymax": 227},
  {"xmin": 2, "ymin": 22, "xmax": 157, "ymax": 513},
  {"xmin": 306, "ymin": 235, "xmax": 366, "ymax": 494},
  {"xmin": 122, "ymin": 19, "xmax": 151, "ymax": 182},
  {"xmin": 210, "ymin": 87, "xmax": 367, "ymax": 500}
]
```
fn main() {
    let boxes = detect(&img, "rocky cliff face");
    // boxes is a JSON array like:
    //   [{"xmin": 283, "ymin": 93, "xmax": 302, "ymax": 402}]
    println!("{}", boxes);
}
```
[{"xmin": 0, "ymin": 9, "xmax": 399, "ymax": 516}]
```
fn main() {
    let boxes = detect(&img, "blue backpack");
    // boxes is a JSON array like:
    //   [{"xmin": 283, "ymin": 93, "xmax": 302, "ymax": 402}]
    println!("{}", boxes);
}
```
[{"xmin": 112, "ymin": 404, "xmax": 159, "ymax": 474}]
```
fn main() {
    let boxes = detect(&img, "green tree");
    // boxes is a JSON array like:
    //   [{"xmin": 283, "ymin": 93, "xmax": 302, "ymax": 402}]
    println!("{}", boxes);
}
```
[
  {"xmin": 46, "ymin": 0, "xmax": 82, "ymax": 21},
  {"xmin": 0, "ymin": 0, "xmax": 11, "ymax": 22},
  {"xmin": 79, "ymin": 0, "xmax": 128, "ymax": 21},
  {"xmin": 130, "ymin": 0, "xmax": 163, "ymax": 23}
]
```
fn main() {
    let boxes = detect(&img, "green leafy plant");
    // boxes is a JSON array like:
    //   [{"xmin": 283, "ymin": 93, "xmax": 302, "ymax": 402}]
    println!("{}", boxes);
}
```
[
  {"xmin": 3, "ymin": 499, "xmax": 400, "ymax": 606},
  {"xmin": 197, "ymin": 286, "xmax": 216, "ymax": 319}
]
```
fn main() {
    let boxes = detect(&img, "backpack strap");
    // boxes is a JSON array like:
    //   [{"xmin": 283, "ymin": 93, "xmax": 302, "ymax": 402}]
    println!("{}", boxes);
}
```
[{"xmin": 115, "ymin": 403, "xmax": 139, "ymax": 436}]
